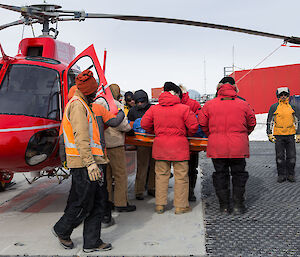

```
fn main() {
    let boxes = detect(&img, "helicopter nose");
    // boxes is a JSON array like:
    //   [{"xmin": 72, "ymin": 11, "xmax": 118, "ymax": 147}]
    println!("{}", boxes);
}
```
[
  {"xmin": 0, "ymin": 127, "xmax": 30, "ymax": 170},
  {"xmin": 0, "ymin": 115, "xmax": 60, "ymax": 172}
]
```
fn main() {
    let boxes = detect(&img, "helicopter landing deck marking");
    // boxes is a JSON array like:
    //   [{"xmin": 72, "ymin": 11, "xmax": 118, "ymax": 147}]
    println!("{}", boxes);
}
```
[
  {"xmin": 0, "ymin": 180, "xmax": 57, "ymax": 213},
  {"xmin": 23, "ymin": 193, "xmax": 62, "ymax": 213},
  {"xmin": 0, "ymin": 124, "xmax": 60, "ymax": 132}
]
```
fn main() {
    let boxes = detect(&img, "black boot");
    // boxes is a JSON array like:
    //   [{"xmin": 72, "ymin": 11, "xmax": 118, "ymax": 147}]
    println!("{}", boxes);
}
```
[
  {"xmin": 102, "ymin": 215, "xmax": 115, "ymax": 228},
  {"xmin": 115, "ymin": 203, "xmax": 136, "ymax": 212},
  {"xmin": 232, "ymin": 187, "xmax": 247, "ymax": 215},
  {"xmin": 188, "ymin": 175, "xmax": 197, "ymax": 202},
  {"xmin": 147, "ymin": 189, "xmax": 155, "ymax": 197},
  {"xmin": 287, "ymin": 175, "xmax": 296, "ymax": 182},
  {"xmin": 216, "ymin": 189, "xmax": 231, "ymax": 214},
  {"xmin": 277, "ymin": 175, "xmax": 286, "ymax": 183},
  {"xmin": 231, "ymin": 166, "xmax": 248, "ymax": 215},
  {"xmin": 188, "ymin": 189, "xmax": 196, "ymax": 202},
  {"xmin": 212, "ymin": 169, "xmax": 230, "ymax": 214},
  {"xmin": 135, "ymin": 193, "xmax": 144, "ymax": 200},
  {"xmin": 102, "ymin": 201, "xmax": 115, "ymax": 228},
  {"xmin": 233, "ymin": 202, "xmax": 246, "ymax": 215}
]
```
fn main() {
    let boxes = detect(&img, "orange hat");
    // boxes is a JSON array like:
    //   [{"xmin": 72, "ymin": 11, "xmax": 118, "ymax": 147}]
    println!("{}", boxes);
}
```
[
  {"xmin": 75, "ymin": 70, "xmax": 98, "ymax": 96},
  {"xmin": 68, "ymin": 85, "xmax": 77, "ymax": 100}
]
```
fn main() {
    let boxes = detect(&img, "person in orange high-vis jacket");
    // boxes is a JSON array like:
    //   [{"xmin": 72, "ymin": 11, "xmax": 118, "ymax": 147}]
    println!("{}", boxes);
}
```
[
  {"xmin": 59, "ymin": 85, "xmax": 126, "ymax": 227},
  {"xmin": 53, "ymin": 70, "xmax": 113, "ymax": 253}
]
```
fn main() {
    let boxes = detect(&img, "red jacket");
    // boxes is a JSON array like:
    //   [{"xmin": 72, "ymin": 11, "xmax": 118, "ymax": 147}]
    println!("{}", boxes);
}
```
[
  {"xmin": 181, "ymin": 92, "xmax": 201, "ymax": 115},
  {"xmin": 141, "ymin": 92, "xmax": 199, "ymax": 161},
  {"xmin": 198, "ymin": 84, "xmax": 256, "ymax": 158}
]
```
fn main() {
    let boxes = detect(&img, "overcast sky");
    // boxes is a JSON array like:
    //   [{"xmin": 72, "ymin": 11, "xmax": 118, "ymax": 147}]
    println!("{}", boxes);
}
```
[{"xmin": 0, "ymin": 0, "xmax": 300, "ymax": 97}]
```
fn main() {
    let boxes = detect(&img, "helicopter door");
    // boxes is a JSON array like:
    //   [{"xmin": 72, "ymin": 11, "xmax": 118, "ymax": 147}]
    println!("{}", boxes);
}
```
[{"xmin": 63, "ymin": 44, "xmax": 117, "ymax": 114}]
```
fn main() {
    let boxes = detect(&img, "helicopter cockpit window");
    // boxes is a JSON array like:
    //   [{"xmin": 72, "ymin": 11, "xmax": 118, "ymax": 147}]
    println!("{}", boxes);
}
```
[
  {"xmin": 0, "ymin": 64, "xmax": 61, "ymax": 120},
  {"xmin": 67, "ymin": 67, "xmax": 80, "ymax": 91},
  {"xmin": 25, "ymin": 56, "xmax": 61, "ymax": 65},
  {"xmin": 67, "ymin": 56, "xmax": 100, "ymax": 91}
]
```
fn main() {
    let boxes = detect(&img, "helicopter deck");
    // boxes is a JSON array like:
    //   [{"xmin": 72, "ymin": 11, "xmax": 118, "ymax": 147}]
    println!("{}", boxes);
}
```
[
  {"xmin": 2, "ymin": 142, "xmax": 300, "ymax": 256},
  {"xmin": 0, "ymin": 153, "xmax": 206, "ymax": 257}
]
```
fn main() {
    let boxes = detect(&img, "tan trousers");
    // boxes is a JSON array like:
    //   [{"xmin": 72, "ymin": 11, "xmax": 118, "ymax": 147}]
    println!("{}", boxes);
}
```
[
  {"xmin": 106, "ymin": 146, "xmax": 128, "ymax": 207},
  {"xmin": 155, "ymin": 160, "xmax": 189, "ymax": 208},
  {"xmin": 135, "ymin": 146, "xmax": 155, "ymax": 195}
]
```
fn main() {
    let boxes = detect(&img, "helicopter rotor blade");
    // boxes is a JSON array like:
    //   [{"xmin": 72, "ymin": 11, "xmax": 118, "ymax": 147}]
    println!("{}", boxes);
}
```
[
  {"xmin": 0, "ymin": 4, "xmax": 41, "ymax": 16},
  {"xmin": 0, "ymin": 19, "xmax": 27, "ymax": 31},
  {"xmin": 1, "ymin": 4, "xmax": 300, "ymax": 45},
  {"xmin": 0, "ymin": 4, "xmax": 58, "ymax": 18},
  {"xmin": 59, "ymin": 11, "xmax": 300, "ymax": 45},
  {"xmin": 0, "ymin": 4, "xmax": 24, "ymax": 14}
]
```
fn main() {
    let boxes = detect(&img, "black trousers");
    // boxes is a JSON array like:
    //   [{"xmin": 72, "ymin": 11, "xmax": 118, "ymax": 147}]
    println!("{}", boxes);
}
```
[
  {"xmin": 212, "ymin": 158, "xmax": 248, "ymax": 193},
  {"xmin": 188, "ymin": 152, "xmax": 199, "ymax": 193},
  {"xmin": 54, "ymin": 165, "xmax": 108, "ymax": 249},
  {"xmin": 275, "ymin": 135, "xmax": 296, "ymax": 176}
]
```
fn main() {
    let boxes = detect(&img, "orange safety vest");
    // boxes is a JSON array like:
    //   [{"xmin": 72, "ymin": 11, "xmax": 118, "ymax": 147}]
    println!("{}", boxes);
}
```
[{"xmin": 62, "ymin": 96, "xmax": 103, "ymax": 157}]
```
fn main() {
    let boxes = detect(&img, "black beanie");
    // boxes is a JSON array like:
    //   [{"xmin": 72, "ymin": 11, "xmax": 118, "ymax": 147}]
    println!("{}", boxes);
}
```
[
  {"xmin": 164, "ymin": 82, "xmax": 181, "ymax": 94},
  {"xmin": 219, "ymin": 76, "xmax": 235, "ymax": 85},
  {"xmin": 124, "ymin": 91, "xmax": 134, "ymax": 101}
]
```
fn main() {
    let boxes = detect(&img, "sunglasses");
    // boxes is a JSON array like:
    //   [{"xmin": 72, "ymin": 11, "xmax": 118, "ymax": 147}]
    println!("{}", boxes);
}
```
[{"xmin": 279, "ymin": 92, "xmax": 289, "ymax": 97}]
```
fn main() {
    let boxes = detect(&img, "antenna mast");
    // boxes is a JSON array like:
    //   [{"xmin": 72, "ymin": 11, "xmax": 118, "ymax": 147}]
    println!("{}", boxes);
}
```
[
  {"xmin": 232, "ymin": 45, "xmax": 235, "ymax": 79},
  {"xmin": 203, "ymin": 58, "xmax": 207, "ymax": 95}
]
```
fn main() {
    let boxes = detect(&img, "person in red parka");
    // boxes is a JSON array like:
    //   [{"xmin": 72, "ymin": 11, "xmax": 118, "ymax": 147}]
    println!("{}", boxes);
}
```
[
  {"xmin": 141, "ymin": 82, "xmax": 199, "ymax": 215},
  {"xmin": 179, "ymin": 85, "xmax": 201, "ymax": 115},
  {"xmin": 198, "ymin": 76, "xmax": 256, "ymax": 215},
  {"xmin": 179, "ymin": 84, "xmax": 202, "ymax": 202}
]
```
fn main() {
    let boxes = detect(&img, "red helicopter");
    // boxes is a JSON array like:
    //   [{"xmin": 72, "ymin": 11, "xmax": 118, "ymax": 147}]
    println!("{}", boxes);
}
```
[
  {"xmin": 0, "ymin": 4, "xmax": 120, "ymax": 190},
  {"xmin": 0, "ymin": 3, "xmax": 300, "ymax": 191}
]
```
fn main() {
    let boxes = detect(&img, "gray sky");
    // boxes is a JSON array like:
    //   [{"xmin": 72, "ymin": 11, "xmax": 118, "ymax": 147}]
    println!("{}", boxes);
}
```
[{"xmin": 0, "ymin": 0, "xmax": 300, "ymax": 96}]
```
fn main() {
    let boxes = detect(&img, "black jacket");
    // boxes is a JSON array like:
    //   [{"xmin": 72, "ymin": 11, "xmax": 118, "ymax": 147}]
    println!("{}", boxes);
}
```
[{"xmin": 128, "ymin": 90, "xmax": 152, "ymax": 121}]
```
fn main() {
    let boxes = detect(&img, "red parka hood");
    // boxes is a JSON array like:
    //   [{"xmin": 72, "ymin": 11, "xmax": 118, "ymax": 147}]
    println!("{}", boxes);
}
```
[
  {"xmin": 181, "ymin": 92, "xmax": 190, "ymax": 104},
  {"xmin": 217, "ymin": 83, "xmax": 237, "ymax": 98},
  {"xmin": 158, "ymin": 91, "xmax": 181, "ymax": 106},
  {"xmin": 181, "ymin": 92, "xmax": 201, "ymax": 114}
]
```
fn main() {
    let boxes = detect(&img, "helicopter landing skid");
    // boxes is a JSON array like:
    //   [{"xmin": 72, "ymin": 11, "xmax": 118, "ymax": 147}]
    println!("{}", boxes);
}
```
[{"xmin": 23, "ymin": 167, "xmax": 70, "ymax": 185}]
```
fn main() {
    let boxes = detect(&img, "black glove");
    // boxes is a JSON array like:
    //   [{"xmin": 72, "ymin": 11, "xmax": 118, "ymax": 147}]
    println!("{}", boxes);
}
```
[{"xmin": 126, "ymin": 129, "xmax": 135, "ymax": 136}]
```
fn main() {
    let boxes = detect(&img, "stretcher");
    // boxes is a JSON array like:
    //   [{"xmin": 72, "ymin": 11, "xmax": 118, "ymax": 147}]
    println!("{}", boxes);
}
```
[{"xmin": 125, "ymin": 132, "xmax": 207, "ymax": 152}]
